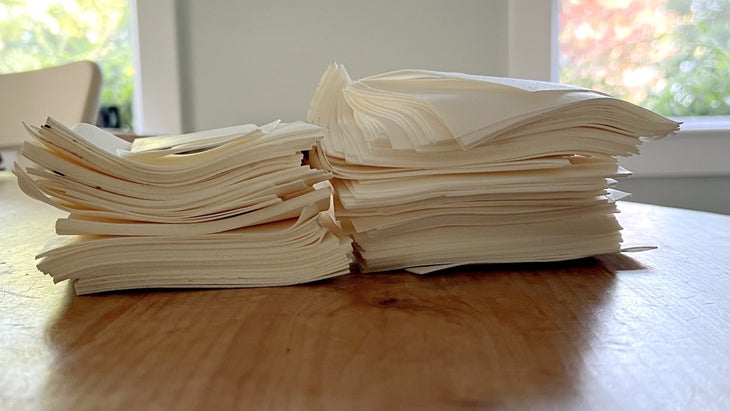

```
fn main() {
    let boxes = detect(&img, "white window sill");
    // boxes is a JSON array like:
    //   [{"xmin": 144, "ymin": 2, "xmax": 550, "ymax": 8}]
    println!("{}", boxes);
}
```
[{"xmin": 620, "ymin": 120, "xmax": 730, "ymax": 178}]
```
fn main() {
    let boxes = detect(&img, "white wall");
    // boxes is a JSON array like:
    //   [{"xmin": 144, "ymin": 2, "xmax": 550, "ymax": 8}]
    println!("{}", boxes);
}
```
[
  {"xmin": 134, "ymin": 0, "xmax": 729, "ymax": 214},
  {"xmin": 617, "ymin": 176, "xmax": 730, "ymax": 215},
  {"xmin": 175, "ymin": 0, "xmax": 509, "ymax": 131}
]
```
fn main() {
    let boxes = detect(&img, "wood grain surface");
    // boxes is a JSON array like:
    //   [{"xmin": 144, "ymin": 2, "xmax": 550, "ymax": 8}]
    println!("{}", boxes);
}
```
[{"xmin": 1, "ymin": 172, "xmax": 729, "ymax": 410}]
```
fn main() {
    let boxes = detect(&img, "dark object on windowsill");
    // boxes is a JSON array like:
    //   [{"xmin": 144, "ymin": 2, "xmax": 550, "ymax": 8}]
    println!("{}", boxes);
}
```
[{"xmin": 97, "ymin": 105, "xmax": 121, "ymax": 129}]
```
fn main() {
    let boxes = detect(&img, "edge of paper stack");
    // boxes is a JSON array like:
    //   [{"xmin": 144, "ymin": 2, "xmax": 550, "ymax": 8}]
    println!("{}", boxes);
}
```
[
  {"xmin": 306, "ymin": 62, "xmax": 679, "ymax": 274},
  {"xmin": 13, "ymin": 118, "xmax": 353, "ymax": 294},
  {"xmin": 13, "ymin": 61, "xmax": 680, "ymax": 294}
]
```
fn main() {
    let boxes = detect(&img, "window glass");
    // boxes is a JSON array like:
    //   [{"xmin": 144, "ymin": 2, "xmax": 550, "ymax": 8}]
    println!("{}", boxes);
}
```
[
  {"xmin": 558, "ymin": 0, "xmax": 730, "ymax": 117},
  {"xmin": 0, "ymin": 0, "xmax": 134, "ymax": 129}
]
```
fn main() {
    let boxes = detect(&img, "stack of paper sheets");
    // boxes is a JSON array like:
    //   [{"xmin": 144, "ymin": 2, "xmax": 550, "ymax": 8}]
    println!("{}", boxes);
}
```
[
  {"xmin": 13, "ymin": 118, "xmax": 352, "ymax": 294},
  {"xmin": 307, "ymin": 62, "xmax": 680, "ymax": 273}
]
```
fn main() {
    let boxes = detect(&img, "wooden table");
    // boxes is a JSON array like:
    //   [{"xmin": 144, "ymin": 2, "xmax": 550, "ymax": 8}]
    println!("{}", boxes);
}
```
[{"xmin": 1, "ymin": 171, "xmax": 729, "ymax": 411}]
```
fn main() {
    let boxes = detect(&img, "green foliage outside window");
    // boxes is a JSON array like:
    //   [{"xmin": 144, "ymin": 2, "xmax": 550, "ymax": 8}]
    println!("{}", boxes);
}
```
[
  {"xmin": 560, "ymin": 0, "xmax": 730, "ymax": 117},
  {"xmin": 0, "ymin": 0, "xmax": 134, "ymax": 129}
]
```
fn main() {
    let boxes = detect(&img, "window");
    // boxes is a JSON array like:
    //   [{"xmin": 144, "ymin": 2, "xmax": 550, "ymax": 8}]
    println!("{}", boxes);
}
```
[
  {"xmin": 558, "ymin": 0, "xmax": 730, "ymax": 119},
  {"xmin": 508, "ymin": 0, "xmax": 730, "ymax": 177},
  {"xmin": 0, "ymin": 0, "xmax": 134, "ymax": 130}
]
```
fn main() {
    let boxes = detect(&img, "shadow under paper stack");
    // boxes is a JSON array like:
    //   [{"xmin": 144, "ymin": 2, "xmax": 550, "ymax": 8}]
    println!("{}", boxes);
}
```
[
  {"xmin": 13, "ymin": 119, "xmax": 353, "ymax": 294},
  {"xmin": 307, "ymin": 62, "xmax": 680, "ymax": 274}
]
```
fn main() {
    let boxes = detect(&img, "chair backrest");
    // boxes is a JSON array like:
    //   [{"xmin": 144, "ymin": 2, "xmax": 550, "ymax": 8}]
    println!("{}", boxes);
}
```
[{"xmin": 0, "ymin": 60, "xmax": 103, "ymax": 149}]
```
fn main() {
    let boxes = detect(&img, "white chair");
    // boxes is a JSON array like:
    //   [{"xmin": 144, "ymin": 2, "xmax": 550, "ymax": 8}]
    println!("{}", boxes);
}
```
[{"xmin": 0, "ymin": 60, "xmax": 103, "ymax": 149}]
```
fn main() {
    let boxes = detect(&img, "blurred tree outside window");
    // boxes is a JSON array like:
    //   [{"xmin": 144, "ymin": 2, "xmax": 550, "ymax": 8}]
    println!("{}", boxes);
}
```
[
  {"xmin": 559, "ymin": 0, "xmax": 730, "ymax": 118},
  {"xmin": 0, "ymin": 0, "xmax": 134, "ymax": 130}
]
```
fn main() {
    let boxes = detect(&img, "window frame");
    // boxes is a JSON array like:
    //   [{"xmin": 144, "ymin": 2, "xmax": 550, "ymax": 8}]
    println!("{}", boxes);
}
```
[{"xmin": 130, "ymin": 0, "xmax": 183, "ymax": 136}]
